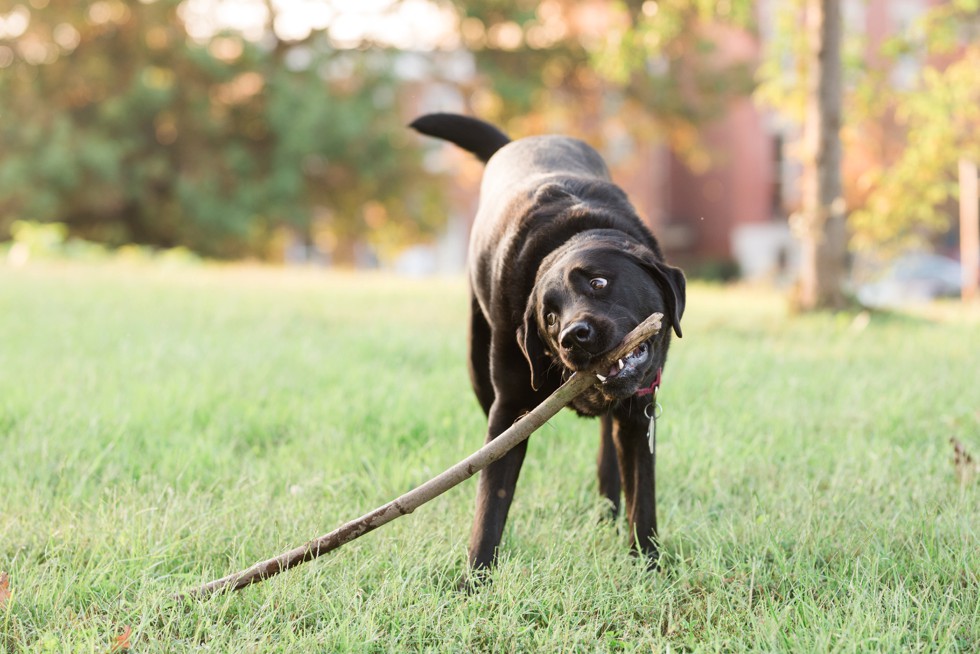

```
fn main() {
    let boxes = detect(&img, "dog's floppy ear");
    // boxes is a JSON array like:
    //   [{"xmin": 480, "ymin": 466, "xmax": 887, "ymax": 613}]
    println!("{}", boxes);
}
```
[
  {"xmin": 627, "ymin": 250, "xmax": 686, "ymax": 338},
  {"xmin": 516, "ymin": 299, "xmax": 549, "ymax": 391},
  {"xmin": 647, "ymin": 260, "xmax": 686, "ymax": 338}
]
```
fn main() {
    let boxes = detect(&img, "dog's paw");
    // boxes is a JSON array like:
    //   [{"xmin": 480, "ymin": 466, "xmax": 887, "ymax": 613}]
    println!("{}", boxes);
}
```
[{"xmin": 455, "ymin": 567, "xmax": 494, "ymax": 594}]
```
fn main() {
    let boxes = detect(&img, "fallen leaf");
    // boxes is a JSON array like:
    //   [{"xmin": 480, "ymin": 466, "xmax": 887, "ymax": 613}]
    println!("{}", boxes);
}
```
[
  {"xmin": 109, "ymin": 625, "xmax": 132, "ymax": 653},
  {"xmin": 951, "ymin": 437, "xmax": 979, "ymax": 487},
  {"xmin": 0, "ymin": 572, "xmax": 10, "ymax": 607}
]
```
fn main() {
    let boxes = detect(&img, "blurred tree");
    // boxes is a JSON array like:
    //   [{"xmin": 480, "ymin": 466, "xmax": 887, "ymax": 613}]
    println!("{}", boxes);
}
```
[
  {"xmin": 0, "ymin": 0, "xmax": 443, "ymax": 261},
  {"xmin": 796, "ymin": 0, "xmax": 846, "ymax": 310},
  {"xmin": 757, "ymin": 0, "xmax": 847, "ymax": 310},
  {"xmin": 444, "ymin": 0, "xmax": 757, "ymax": 162},
  {"xmin": 760, "ymin": 0, "xmax": 980, "ymax": 266},
  {"xmin": 849, "ymin": 2, "xmax": 980, "ymax": 256}
]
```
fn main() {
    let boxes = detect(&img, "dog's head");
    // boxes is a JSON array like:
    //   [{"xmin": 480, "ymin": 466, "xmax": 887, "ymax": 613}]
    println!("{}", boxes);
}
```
[{"xmin": 517, "ymin": 232, "xmax": 685, "ymax": 400}]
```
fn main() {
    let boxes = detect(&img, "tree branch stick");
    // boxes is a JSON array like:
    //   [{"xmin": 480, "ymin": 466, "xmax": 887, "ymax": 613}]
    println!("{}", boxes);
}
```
[{"xmin": 179, "ymin": 312, "xmax": 664, "ymax": 600}]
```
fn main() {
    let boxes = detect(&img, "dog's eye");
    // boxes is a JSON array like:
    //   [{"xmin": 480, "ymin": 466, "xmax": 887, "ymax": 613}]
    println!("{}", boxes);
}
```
[
  {"xmin": 589, "ymin": 277, "xmax": 608, "ymax": 290},
  {"xmin": 545, "ymin": 312, "xmax": 557, "ymax": 327}
]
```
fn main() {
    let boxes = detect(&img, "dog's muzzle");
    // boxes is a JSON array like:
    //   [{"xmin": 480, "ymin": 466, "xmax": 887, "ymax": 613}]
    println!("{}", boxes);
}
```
[{"xmin": 594, "ymin": 341, "xmax": 650, "ymax": 382}]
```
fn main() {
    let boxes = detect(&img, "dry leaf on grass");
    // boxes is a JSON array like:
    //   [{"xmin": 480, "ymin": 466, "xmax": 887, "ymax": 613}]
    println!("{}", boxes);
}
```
[
  {"xmin": 951, "ymin": 437, "xmax": 979, "ymax": 486},
  {"xmin": 0, "ymin": 572, "xmax": 10, "ymax": 608},
  {"xmin": 109, "ymin": 625, "xmax": 132, "ymax": 653}
]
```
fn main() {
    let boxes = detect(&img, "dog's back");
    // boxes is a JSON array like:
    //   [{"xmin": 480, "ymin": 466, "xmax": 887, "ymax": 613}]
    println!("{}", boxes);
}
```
[
  {"xmin": 410, "ymin": 113, "xmax": 611, "ymax": 210},
  {"xmin": 479, "ymin": 136, "xmax": 612, "ymax": 218}
]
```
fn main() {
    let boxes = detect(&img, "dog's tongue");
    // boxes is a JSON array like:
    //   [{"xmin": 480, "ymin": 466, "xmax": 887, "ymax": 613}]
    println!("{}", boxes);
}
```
[{"xmin": 607, "ymin": 360, "xmax": 624, "ymax": 377}]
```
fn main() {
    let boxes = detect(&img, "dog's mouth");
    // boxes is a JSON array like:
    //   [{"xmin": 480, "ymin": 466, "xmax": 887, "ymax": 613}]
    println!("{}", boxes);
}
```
[
  {"xmin": 559, "ymin": 339, "xmax": 653, "ymax": 399},
  {"xmin": 594, "ymin": 341, "xmax": 650, "ymax": 383}
]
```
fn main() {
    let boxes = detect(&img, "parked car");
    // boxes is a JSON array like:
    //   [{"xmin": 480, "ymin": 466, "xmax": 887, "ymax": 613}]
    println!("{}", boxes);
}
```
[{"xmin": 856, "ymin": 253, "xmax": 967, "ymax": 307}]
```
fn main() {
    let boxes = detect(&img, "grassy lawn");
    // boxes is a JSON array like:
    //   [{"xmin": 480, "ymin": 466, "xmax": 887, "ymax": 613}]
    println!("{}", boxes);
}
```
[{"xmin": 1, "ymin": 261, "xmax": 978, "ymax": 652}]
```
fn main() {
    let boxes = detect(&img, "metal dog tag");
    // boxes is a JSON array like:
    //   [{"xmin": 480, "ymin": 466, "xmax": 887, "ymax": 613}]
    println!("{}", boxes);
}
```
[{"xmin": 645, "ymin": 396, "xmax": 662, "ymax": 454}]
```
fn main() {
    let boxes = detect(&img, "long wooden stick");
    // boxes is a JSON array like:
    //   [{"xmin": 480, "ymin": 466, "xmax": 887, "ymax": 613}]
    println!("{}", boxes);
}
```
[{"xmin": 180, "ymin": 312, "xmax": 664, "ymax": 600}]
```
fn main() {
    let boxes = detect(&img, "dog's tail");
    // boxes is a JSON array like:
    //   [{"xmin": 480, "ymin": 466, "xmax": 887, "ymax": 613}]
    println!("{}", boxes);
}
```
[{"xmin": 409, "ymin": 113, "xmax": 511, "ymax": 163}]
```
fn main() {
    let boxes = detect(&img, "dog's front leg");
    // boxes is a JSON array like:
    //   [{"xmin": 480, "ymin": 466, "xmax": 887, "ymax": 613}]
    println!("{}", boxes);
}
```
[
  {"xmin": 597, "ymin": 412, "xmax": 622, "ymax": 518},
  {"xmin": 467, "ymin": 400, "xmax": 530, "ymax": 571},
  {"xmin": 612, "ymin": 408, "xmax": 658, "ymax": 566}
]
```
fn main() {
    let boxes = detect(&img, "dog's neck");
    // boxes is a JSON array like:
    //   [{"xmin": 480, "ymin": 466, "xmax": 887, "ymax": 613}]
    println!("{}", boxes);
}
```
[{"xmin": 634, "ymin": 367, "xmax": 662, "ymax": 397}]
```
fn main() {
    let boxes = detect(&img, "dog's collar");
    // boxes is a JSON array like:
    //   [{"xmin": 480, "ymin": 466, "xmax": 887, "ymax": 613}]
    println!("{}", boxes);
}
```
[{"xmin": 634, "ymin": 367, "xmax": 662, "ymax": 398}]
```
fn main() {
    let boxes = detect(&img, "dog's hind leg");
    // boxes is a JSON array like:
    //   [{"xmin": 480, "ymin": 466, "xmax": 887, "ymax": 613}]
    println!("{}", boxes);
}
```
[
  {"xmin": 597, "ymin": 412, "xmax": 621, "ymax": 518},
  {"xmin": 611, "ymin": 409, "xmax": 659, "ymax": 567},
  {"xmin": 467, "ymin": 293, "xmax": 495, "ymax": 417}
]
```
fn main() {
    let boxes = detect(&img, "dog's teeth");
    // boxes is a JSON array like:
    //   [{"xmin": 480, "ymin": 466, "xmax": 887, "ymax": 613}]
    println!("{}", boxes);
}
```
[
  {"xmin": 596, "ymin": 374, "xmax": 606, "ymax": 382},
  {"xmin": 618, "ymin": 359, "xmax": 625, "ymax": 370}
]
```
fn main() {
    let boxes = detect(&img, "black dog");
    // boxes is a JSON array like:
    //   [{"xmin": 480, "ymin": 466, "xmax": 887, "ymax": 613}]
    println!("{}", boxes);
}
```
[{"xmin": 411, "ymin": 114, "xmax": 685, "ymax": 572}]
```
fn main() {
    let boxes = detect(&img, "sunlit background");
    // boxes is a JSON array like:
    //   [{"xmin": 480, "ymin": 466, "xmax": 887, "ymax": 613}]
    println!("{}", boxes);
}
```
[{"xmin": 1, "ymin": 0, "xmax": 977, "ymax": 301}]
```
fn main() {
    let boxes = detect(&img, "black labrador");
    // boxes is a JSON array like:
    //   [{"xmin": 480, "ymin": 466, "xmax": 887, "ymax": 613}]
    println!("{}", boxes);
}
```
[{"xmin": 411, "ymin": 113, "xmax": 685, "ymax": 572}]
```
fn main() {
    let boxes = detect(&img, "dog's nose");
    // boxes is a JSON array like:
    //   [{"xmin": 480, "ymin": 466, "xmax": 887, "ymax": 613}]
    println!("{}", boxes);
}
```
[{"xmin": 559, "ymin": 320, "xmax": 595, "ymax": 350}]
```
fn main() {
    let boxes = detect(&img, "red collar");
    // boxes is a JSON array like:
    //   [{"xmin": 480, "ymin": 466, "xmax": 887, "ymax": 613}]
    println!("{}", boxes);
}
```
[{"xmin": 635, "ymin": 367, "xmax": 662, "ymax": 397}]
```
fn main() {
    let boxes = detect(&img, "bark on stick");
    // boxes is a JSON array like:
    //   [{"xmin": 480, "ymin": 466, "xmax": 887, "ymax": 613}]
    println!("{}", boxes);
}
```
[{"xmin": 180, "ymin": 312, "xmax": 664, "ymax": 600}]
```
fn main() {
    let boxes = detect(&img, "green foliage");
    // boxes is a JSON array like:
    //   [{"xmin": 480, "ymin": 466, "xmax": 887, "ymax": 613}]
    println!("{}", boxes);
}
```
[
  {"xmin": 758, "ymin": 1, "xmax": 980, "ymax": 253},
  {"xmin": 0, "ymin": 1, "xmax": 444, "ymax": 260},
  {"xmin": 593, "ymin": 0, "xmax": 757, "ymax": 156},
  {"xmin": 756, "ymin": 0, "xmax": 870, "ymax": 124},
  {"xmin": 754, "ymin": 0, "xmax": 808, "ymax": 122},
  {"xmin": 1, "ymin": 263, "xmax": 978, "ymax": 651},
  {"xmin": 850, "ymin": 6, "xmax": 980, "ymax": 253},
  {"xmin": 444, "ymin": 0, "xmax": 756, "ymax": 159},
  {"xmin": 3, "ymin": 219, "xmax": 200, "ymax": 265},
  {"xmin": 851, "ymin": 51, "xmax": 980, "ymax": 252},
  {"xmin": 7, "ymin": 220, "xmax": 69, "ymax": 258},
  {"xmin": 596, "ymin": 0, "xmax": 755, "ymax": 86}
]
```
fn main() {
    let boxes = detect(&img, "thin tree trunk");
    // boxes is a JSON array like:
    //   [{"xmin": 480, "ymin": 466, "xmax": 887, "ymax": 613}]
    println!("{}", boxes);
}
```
[
  {"xmin": 960, "ymin": 158, "xmax": 979, "ymax": 302},
  {"xmin": 796, "ymin": 0, "xmax": 847, "ymax": 310},
  {"xmin": 178, "ymin": 313, "xmax": 665, "ymax": 600}
]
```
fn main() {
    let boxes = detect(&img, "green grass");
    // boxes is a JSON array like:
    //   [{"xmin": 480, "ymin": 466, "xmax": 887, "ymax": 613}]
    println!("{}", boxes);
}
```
[{"xmin": 1, "ymin": 261, "xmax": 978, "ymax": 653}]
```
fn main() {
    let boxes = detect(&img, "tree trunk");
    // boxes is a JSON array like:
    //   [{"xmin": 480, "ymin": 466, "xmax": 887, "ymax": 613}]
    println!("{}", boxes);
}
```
[
  {"xmin": 795, "ymin": 0, "xmax": 847, "ymax": 310},
  {"xmin": 960, "ymin": 158, "xmax": 979, "ymax": 302}
]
